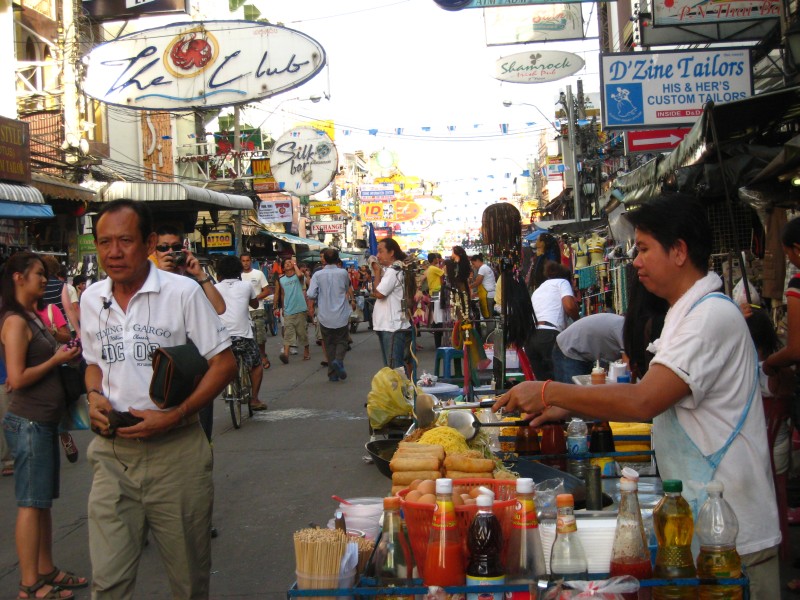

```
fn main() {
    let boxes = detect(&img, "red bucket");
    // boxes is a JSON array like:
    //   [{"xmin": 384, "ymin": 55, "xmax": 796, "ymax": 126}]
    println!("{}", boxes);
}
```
[{"xmin": 399, "ymin": 478, "xmax": 516, "ymax": 577}]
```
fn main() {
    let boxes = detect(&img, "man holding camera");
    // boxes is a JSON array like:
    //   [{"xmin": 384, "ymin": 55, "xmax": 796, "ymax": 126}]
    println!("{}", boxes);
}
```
[{"xmin": 82, "ymin": 200, "xmax": 236, "ymax": 599}]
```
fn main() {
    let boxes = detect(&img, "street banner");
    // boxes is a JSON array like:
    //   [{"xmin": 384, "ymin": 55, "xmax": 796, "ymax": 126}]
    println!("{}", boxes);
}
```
[
  {"xmin": 257, "ymin": 198, "xmax": 293, "ymax": 224},
  {"xmin": 309, "ymin": 201, "xmax": 342, "ymax": 216},
  {"xmin": 484, "ymin": 5, "xmax": 584, "ymax": 45}
]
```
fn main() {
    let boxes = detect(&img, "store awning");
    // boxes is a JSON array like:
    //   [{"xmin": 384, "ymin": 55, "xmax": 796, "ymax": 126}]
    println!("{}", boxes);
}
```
[
  {"xmin": 615, "ymin": 86, "xmax": 800, "ymax": 205},
  {"xmin": 262, "ymin": 230, "xmax": 327, "ymax": 249},
  {"xmin": 0, "ymin": 182, "xmax": 54, "ymax": 219},
  {"xmin": 32, "ymin": 173, "xmax": 96, "ymax": 202},
  {"xmin": 99, "ymin": 181, "xmax": 254, "ymax": 210}
]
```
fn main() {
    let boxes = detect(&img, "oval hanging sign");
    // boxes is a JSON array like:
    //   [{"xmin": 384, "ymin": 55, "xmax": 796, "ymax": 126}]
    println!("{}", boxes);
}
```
[
  {"xmin": 83, "ymin": 20, "xmax": 326, "ymax": 110},
  {"xmin": 495, "ymin": 50, "xmax": 584, "ymax": 84},
  {"xmin": 271, "ymin": 127, "xmax": 338, "ymax": 197}
]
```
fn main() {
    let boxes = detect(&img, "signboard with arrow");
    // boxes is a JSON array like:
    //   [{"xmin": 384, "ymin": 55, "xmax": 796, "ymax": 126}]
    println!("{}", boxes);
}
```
[{"xmin": 625, "ymin": 128, "xmax": 691, "ymax": 154}]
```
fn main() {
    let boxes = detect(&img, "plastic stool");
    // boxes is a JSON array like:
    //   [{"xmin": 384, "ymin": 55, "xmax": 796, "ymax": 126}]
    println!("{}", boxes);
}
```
[{"xmin": 434, "ymin": 347, "xmax": 464, "ymax": 379}]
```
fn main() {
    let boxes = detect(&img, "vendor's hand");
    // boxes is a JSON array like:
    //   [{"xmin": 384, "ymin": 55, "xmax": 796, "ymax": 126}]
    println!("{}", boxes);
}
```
[
  {"xmin": 116, "ymin": 408, "xmax": 180, "ymax": 439},
  {"xmin": 529, "ymin": 406, "xmax": 571, "ymax": 427},
  {"xmin": 89, "ymin": 393, "xmax": 113, "ymax": 437},
  {"xmin": 492, "ymin": 381, "xmax": 545, "ymax": 415}
]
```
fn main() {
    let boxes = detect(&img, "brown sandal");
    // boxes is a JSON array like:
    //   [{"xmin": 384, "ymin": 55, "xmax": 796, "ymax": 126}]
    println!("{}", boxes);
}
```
[
  {"xmin": 39, "ymin": 567, "xmax": 88, "ymax": 589},
  {"xmin": 18, "ymin": 580, "xmax": 73, "ymax": 600}
]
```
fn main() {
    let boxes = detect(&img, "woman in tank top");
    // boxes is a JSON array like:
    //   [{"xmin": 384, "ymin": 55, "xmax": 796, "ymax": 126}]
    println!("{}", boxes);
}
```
[{"xmin": 0, "ymin": 252, "xmax": 85, "ymax": 599}]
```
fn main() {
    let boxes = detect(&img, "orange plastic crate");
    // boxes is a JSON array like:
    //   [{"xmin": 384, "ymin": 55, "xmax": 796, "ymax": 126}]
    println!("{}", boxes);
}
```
[{"xmin": 399, "ymin": 478, "xmax": 516, "ymax": 577}]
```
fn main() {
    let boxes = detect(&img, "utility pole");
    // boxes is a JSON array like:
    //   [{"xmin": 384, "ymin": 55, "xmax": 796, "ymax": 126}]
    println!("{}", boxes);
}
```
[
  {"xmin": 233, "ymin": 104, "xmax": 243, "ymax": 255},
  {"xmin": 566, "ymin": 85, "xmax": 581, "ymax": 222}
]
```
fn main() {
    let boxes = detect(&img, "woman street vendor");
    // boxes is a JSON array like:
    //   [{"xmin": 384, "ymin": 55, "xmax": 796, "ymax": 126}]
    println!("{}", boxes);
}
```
[{"xmin": 493, "ymin": 194, "xmax": 780, "ymax": 600}]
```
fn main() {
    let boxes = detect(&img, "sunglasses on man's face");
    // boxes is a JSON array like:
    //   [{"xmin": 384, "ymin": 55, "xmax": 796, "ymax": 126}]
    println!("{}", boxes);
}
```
[{"xmin": 156, "ymin": 243, "xmax": 184, "ymax": 253}]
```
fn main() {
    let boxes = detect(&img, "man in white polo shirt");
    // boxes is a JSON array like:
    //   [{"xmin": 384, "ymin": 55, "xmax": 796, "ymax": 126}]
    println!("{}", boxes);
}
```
[
  {"xmin": 240, "ymin": 252, "xmax": 271, "ymax": 369},
  {"xmin": 82, "ymin": 200, "xmax": 236, "ymax": 599}
]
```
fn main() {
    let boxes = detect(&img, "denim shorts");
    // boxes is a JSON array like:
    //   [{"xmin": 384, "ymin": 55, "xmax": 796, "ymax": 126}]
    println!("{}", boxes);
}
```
[{"xmin": 2, "ymin": 412, "xmax": 60, "ymax": 508}]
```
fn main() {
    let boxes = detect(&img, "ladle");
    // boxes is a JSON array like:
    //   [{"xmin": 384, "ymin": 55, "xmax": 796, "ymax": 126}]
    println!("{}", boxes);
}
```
[
  {"xmin": 414, "ymin": 398, "xmax": 498, "ymax": 429},
  {"xmin": 446, "ymin": 410, "xmax": 530, "ymax": 442}
]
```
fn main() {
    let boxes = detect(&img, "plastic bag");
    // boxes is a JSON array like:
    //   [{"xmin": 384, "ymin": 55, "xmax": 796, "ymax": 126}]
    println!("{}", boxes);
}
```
[
  {"xmin": 732, "ymin": 277, "xmax": 760, "ymax": 306},
  {"xmin": 543, "ymin": 576, "xmax": 640, "ymax": 599},
  {"xmin": 535, "ymin": 477, "xmax": 565, "ymax": 522},
  {"xmin": 367, "ymin": 367, "xmax": 414, "ymax": 429}
]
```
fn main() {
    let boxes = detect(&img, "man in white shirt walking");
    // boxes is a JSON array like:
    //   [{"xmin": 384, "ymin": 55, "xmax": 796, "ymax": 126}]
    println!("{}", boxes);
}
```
[{"xmin": 240, "ymin": 252, "xmax": 271, "ymax": 369}]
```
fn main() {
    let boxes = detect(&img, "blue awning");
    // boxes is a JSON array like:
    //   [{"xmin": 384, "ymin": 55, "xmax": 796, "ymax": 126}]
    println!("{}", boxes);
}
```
[
  {"xmin": 261, "ymin": 230, "xmax": 327, "ymax": 249},
  {"xmin": 0, "ymin": 183, "xmax": 55, "ymax": 219}
]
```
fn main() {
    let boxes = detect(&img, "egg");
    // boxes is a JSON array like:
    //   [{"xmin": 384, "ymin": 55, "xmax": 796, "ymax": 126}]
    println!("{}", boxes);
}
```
[
  {"xmin": 405, "ymin": 490, "xmax": 423, "ymax": 503},
  {"xmin": 418, "ymin": 493, "xmax": 436, "ymax": 504},
  {"xmin": 408, "ymin": 479, "xmax": 422, "ymax": 491},
  {"xmin": 461, "ymin": 493, "xmax": 471, "ymax": 503},
  {"xmin": 417, "ymin": 479, "xmax": 436, "ymax": 496},
  {"xmin": 452, "ymin": 493, "xmax": 463, "ymax": 507},
  {"xmin": 469, "ymin": 487, "xmax": 481, "ymax": 499},
  {"xmin": 463, "ymin": 498, "xmax": 477, "ymax": 505}
]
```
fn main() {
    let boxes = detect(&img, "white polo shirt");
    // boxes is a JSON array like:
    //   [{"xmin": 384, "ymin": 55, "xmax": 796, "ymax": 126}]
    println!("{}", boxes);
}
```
[
  {"xmin": 215, "ymin": 279, "xmax": 257, "ymax": 338},
  {"xmin": 81, "ymin": 263, "xmax": 231, "ymax": 412}
]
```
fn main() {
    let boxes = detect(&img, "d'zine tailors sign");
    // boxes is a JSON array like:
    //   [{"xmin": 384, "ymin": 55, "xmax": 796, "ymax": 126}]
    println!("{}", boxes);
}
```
[
  {"xmin": 495, "ymin": 50, "xmax": 583, "ymax": 84},
  {"xmin": 82, "ymin": 20, "xmax": 325, "ymax": 110},
  {"xmin": 600, "ymin": 48, "xmax": 752, "ymax": 129}
]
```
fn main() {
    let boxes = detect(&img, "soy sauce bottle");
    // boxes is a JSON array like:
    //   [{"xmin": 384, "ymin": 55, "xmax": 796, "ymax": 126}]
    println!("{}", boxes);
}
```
[{"xmin": 466, "ymin": 494, "xmax": 505, "ymax": 599}]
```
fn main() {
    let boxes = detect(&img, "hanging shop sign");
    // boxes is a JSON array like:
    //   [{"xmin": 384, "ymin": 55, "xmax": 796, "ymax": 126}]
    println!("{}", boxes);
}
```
[
  {"xmin": 257, "ymin": 198, "xmax": 293, "ymax": 224},
  {"xmin": 83, "ymin": 20, "xmax": 326, "ymax": 110},
  {"xmin": 600, "ymin": 48, "xmax": 752, "ymax": 129},
  {"xmin": 361, "ymin": 201, "xmax": 393, "ymax": 222},
  {"xmin": 309, "ymin": 201, "xmax": 341, "ymax": 216},
  {"xmin": 81, "ymin": 0, "xmax": 189, "ymax": 23},
  {"xmin": 270, "ymin": 127, "xmax": 338, "ymax": 197},
  {"xmin": 495, "ymin": 50, "xmax": 584, "ymax": 84},
  {"xmin": 652, "ymin": 0, "xmax": 779, "ymax": 26},
  {"xmin": 625, "ymin": 128, "xmax": 691, "ymax": 153},
  {"xmin": 310, "ymin": 220, "xmax": 345, "ymax": 235},
  {"xmin": 485, "ymin": 5, "xmax": 584, "ymax": 46},
  {"xmin": 252, "ymin": 159, "xmax": 279, "ymax": 193},
  {"xmin": 0, "ymin": 116, "xmax": 31, "ymax": 184},
  {"xmin": 206, "ymin": 227, "xmax": 234, "ymax": 249},
  {"xmin": 359, "ymin": 183, "xmax": 395, "ymax": 201}
]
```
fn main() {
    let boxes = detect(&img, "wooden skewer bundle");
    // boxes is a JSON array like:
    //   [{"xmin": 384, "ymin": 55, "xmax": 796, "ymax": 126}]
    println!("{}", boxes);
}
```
[{"xmin": 293, "ymin": 528, "xmax": 347, "ymax": 577}]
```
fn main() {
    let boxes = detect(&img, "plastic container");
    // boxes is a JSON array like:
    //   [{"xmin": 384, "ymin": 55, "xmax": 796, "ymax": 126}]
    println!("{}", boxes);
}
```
[
  {"xmin": 695, "ymin": 481, "xmax": 743, "ymax": 600},
  {"xmin": 591, "ymin": 361, "xmax": 607, "ymax": 385},
  {"xmin": 423, "ymin": 478, "xmax": 465, "ymax": 587},
  {"xmin": 295, "ymin": 567, "xmax": 356, "ymax": 600},
  {"xmin": 653, "ymin": 480, "xmax": 696, "ymax": 600},
  {"xmin": 400, "ymin": 478, "xmax": 516, "ymax": 576}
]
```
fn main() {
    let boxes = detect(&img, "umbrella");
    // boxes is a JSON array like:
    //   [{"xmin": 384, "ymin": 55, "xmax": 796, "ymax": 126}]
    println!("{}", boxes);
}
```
[{"xmin": 368, "ymin": 223, "xmax": 378, "ymax": 256}]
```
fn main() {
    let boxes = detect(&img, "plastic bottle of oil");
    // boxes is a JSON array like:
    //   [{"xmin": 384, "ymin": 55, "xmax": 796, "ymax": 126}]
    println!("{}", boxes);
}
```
[
  {"xmin": 695, "ymin": 481, "xmax": 743, "ymax": 600},
  {"xmin": 652, "ymin": 480, "xmax": 696, "ymax": 600}
]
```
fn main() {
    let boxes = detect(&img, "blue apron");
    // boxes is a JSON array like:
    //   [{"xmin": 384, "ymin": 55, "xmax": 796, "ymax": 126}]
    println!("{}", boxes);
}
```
[{"xmin": 652, "ymin": 293, "xmax": 759, "ymax": 521}]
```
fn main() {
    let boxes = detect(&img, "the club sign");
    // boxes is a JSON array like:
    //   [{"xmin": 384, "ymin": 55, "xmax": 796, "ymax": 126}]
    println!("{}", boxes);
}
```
[
  {"xmin": 82, "ymin": 20, "xmax": 326, "ymax": 110},
  {"xmin": 495, "ymin": 50, "xmax": 584, "ymax": 84}
]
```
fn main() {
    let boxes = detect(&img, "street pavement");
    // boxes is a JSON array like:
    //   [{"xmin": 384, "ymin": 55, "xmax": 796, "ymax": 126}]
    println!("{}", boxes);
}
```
[{"xmin": 0, "ymin": 322, "xmax": 424, "ymax": 599}]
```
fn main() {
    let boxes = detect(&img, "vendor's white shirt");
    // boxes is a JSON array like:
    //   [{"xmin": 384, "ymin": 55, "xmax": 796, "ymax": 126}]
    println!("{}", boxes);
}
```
[
  {"xmin": 531, "ymin": 278, "xmax": 574, "ymax": 331},
  {"xmin": 373, "ymin": 266, "xmax": 410, "ymax": 332},
  {"xmin": 241, "ymin": 268, "xmax": 268, "ymax": 313},
  {"xmin": 215, "ymin": 279, "xmax": 257, "ymax": 338},
  {"xmin": 477, "ymin": 264, "xmax": 496, "ymax": 297},
  {"xmin": 650, "ymin": 295, "xmax": 780, "ymax": 555},
  {"xmin": 81, "ymin": 263, "xmax": 231, "ymax": 412}
]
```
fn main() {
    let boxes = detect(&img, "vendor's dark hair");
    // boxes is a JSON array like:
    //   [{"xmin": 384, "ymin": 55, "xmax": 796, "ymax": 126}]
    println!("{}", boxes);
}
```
[
  {"xmin": 322, "ymin": 248, "xmax": 339, "ymax": 264},
  {"xmin": 624, "ymin": 193, "xmax": 711, "ymax": 272},
  {"xmin": 0, "ymin": 252, "xmax": 44, "ymax": 321},
  {"xmin": 470, "ymin": 254, "xmax": 484, "ymax": 262},
  {"xmin": 450, "ymin": 246, "xmax": 471, "ymax": 284},
  {"xmin": 156, "ymin": 224, "xmax": 182, "ymax": 238},
  {"xmin": 623, "ymin": 267, "xmax": 669, "ymax": 378},
  {"xmin": 428, "ymin": 252, "xmax": 441, "ymax": 262},
  {"xmin": 781, "ymin": 216, "xmax": 800, "ymax": 247},
  {"xmin": 216, "ymin": 255, "xmax": 243, "ymax": 281},
  {"xmin": 379, "ymin": 238, "xmax": 406, "ymax": 261},
  {"xmin": 544, "ymin": 261, "xmax": 570, "ymax": 281},
  {"xmin": 746, "ymin": 307, "xmax": 781, "ymax": 356},
  {"xmin": 94, "ymin": 199, "xmax": 153, "ymax": 243}
]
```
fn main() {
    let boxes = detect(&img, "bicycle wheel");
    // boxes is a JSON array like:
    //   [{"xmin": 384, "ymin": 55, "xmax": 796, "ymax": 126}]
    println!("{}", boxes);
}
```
[
  {"xmin": 228, "ymin": 370, "xmax": 242, "ymax": 429},
  {"xmin": 241, "ymin": 360, "xmax": 253, "ymax": 417}
]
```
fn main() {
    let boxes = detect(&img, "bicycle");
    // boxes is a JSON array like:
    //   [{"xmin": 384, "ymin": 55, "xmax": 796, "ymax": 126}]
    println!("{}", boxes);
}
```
[
  {"xmin": 223, "ymin": 344, "xmax": 253, "ymax": 429},
  {"xmin": 263, "ymin": 295, "xmax": 279, "ymax": 337}
]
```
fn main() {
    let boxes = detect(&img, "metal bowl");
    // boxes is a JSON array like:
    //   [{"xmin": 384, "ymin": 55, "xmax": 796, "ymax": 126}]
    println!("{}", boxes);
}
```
[{"xmin": 364, "ymin": 439, "xmax": 397, "ymax": 479}]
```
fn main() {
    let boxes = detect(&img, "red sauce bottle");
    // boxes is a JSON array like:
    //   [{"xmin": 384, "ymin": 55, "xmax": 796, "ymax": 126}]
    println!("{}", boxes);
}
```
[{"xmin": 423, "ymin": 478, "xmax": 466, "ymax": 587}]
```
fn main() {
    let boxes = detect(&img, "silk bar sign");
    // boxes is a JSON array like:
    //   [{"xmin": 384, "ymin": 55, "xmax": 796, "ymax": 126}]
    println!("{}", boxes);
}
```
[{"xmin": 82, "ymin": 20, "xmax": 326, "ymax": 110}]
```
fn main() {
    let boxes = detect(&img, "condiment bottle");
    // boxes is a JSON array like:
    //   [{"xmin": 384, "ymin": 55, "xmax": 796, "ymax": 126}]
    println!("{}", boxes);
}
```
[
  {"xmin": 466, "ymin": 494, "xmax": 505, "ymax": 599},
  {"xmin": 589, "ymin": 420, "xmax": 616, "ymax": 475},
  {"xmin": 515, "ymin": 424, "xmax": 541, "ymax": 456},
  {"xmin": 591, "ymin": 360, "xmax": 606, "ymax": 385},
  {"xmin": 373, "ymin": 496, "xmax": 415, "ymax": 599},
  {"xmin": 423, "ymin": 478, "xmax": 466, "ymax": 588},
  {"xmin": 696, "ymin": 481, "xmax": 743, "ymax": 600},
  {"xmin": 539, "ymin": 423, "xmax": 567, "ymax": 471},
  {"xmin": 610, "ymin": 468, "xmax": 652, "ymax": 599},
  {"xmin": 566, "ymin": 417, "xmax": 589, "ymax": 478},
  {"xmin": 505, "ymin": 478, "xmax": 547, "ymax": 598},
  {"xmin": 653, "ymin": 480, "xmax": 696, "ymax": 600},
  {"xmin": 549, "ymin": 493, "xmax": 588, "ymax": 581}
]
